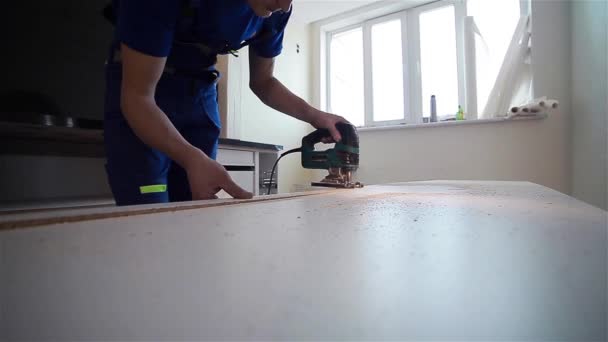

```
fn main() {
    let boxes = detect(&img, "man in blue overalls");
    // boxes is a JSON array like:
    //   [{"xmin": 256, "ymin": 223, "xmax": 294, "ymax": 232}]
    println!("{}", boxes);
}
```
[{"xmin": 104, "ymin": 0, "xmax": 348, "ymax": 206}]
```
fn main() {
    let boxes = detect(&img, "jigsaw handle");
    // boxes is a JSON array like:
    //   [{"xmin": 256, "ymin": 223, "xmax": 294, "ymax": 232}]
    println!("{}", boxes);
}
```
[
  {"xmin": 301, "ymin": 122, "xmax": 359, "ymax": 171},
  {"xmin": 302, "ymin": 128, "xmax": 331, "ymax": 149},
  {"xmin": 302, "ymin": 122, "xmax": 359, "ymax": 149}
]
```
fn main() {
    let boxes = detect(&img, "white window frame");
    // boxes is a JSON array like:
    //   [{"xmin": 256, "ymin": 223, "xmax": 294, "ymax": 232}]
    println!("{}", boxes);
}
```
[
  {"xmin": 326, "ymin": 0, "xmax": 466, "ymax": 127},
  {"xmin": 407, "ymin": 0, "xmax": 467, "ymax": 124},
  {"xmin": 323, "ymin": 0, "xmax": 530, "ymax": 128},
  {"xmin": 325, "ymin": 23, "xmax": 366, "ymax": 126},
  {"xmin": 326, "ymin": 14, "xmax": 411, "ymax": 128},
  {"xmin": 326, "ymin": 13, "xmax": 412, "ymax": 127},
  {"xmin": 364, "ymin": 12, "xmax": 411, "ymax": 127}
]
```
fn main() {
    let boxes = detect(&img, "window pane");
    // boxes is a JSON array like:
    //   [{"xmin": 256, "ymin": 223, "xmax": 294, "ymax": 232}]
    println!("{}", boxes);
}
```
[
  {"xmin": 330, "ymin": 28, "xmax": 365, "ymax": 127},
  {"xmin": 468, "ymin": 0, "xmax": 521, "ymax": 113},
  {"xmin": 372, "ymin": 19, "xmax": 405, "ymax": 122},
  {"xmin": 420, "ymin": 5, "xmax": 459, "ymax": 118}
]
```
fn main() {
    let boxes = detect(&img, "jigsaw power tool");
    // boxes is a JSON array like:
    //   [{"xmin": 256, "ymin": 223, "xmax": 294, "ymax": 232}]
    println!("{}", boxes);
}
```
[
  {"xmin": 302, "ymin": 122, "xmax": 363, "ymax": 189},
  {"xmin": 265, "ymin": 122, "xmax": 363, "ymax": 195}
]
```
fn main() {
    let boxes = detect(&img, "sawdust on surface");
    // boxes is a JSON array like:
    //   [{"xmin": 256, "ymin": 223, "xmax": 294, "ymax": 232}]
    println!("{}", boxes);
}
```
[{"xmin": 321, "ymin": 192, "xmax": 456, "ymax": 209}]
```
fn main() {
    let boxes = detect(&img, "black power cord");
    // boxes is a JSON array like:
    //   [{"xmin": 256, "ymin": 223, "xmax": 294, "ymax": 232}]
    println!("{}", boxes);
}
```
[{"xmin": 267, "ymin": 147, "xmax": 302, "ymax": 195}]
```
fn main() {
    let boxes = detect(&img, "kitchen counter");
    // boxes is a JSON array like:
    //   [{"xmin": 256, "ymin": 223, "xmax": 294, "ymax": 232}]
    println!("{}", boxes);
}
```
[
  {"xmin": 0, "ymin": 121, "xmax": 282, "ymax": 157},
  {"xmin": 0, "ymin": 118, "xmax": 283, "ymax": 207}
]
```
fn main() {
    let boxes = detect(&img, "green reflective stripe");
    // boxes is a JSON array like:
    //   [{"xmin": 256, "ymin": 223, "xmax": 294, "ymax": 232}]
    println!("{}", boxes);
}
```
[{"xmin": 139, "ymin": 184, "xmax": 167, "ymax": 194}]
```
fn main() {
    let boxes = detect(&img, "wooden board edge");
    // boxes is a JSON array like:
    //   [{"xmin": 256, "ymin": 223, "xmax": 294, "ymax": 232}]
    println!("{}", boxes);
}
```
[{"xmin": 0, "ymin": 190, "xmax": 337, "ymax": 231}]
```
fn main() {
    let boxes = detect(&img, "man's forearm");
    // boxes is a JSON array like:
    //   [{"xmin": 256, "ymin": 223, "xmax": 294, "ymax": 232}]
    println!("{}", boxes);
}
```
[
  {"xmin": 121, "ymin": 93, "xmax": 199, "ymax": 168},
  {"xmin": 250, "ymin": 77, "xmax": 317, "ymax": 124}
]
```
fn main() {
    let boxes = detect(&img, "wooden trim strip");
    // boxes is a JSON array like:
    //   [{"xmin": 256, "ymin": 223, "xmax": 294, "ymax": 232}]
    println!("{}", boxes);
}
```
[
  {"xmin": 0, "ymin": 191, "xmax": 335, "ymax": 231},
  {"xmin": 0, "ymin": 203, "xmax": 115, "ymax": 216}
]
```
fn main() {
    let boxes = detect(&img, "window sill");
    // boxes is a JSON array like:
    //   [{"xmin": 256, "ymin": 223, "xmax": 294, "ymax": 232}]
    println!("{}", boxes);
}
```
[{"xmin": 357, "ymin": 114, "xmax": 548, "ymax": 132}]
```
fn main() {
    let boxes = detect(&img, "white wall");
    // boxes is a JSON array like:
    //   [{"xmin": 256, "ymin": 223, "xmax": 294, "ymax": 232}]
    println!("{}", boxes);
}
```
[
  {"xmin": 571, "ymin": 0, "xmax": 608, "ymax": 210},
  {"xmin": 311, "ymin": 0, "xmax": 572, "ymax": 194},
  {"xmin": 231, "ymin": 23, "xmax": 314, "ymax": 193},
  {"xmin": 290, "ymin": 1, "xmax": 380, "ymax": 25},
  {"xmin": 352, "ymin": 118, "xmax": 567, "ymax": 192}
]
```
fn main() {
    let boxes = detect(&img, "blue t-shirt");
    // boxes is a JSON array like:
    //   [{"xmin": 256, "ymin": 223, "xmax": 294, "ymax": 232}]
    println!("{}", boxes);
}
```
[{"xmin": 113, "ymin": 0, "xmax": 291, "ymax": 70}]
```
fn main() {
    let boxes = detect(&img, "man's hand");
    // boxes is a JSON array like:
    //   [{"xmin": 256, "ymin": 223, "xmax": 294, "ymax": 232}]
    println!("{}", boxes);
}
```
[
  {"xmin": 309, "ymin": 111, "xmax": 350, "ymax": 142},
  {"xmin": 184, "ymin": 148, "xmax": 254, "ymax": 200}
]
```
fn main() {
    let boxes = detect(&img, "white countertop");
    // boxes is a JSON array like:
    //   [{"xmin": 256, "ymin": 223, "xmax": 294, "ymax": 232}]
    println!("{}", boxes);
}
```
[{"xmin": 1, "ymin": 181, "xmax": 606, "ymax": 340}]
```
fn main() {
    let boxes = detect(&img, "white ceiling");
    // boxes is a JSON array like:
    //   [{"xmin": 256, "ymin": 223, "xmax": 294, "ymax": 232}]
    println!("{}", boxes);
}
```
[{"xmin": 291, "ymin": 0, "xmax": 381, "ymax": 24}]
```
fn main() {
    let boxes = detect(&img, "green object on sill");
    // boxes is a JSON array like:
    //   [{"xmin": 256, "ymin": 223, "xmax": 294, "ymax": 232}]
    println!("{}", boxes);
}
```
[{"xmin": 456, "ymin": 105, "xmax": 465, "ymax": 120}]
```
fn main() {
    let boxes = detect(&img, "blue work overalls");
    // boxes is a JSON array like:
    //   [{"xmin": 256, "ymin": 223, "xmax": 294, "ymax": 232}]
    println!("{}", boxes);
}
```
[{"xmin": 103, "ymin": 0, "xmax": 291, "ymax": 206}]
